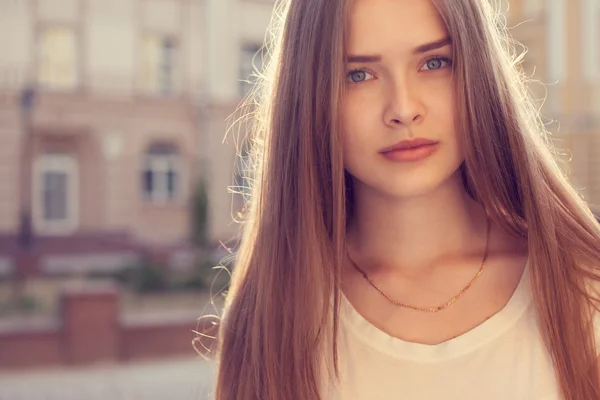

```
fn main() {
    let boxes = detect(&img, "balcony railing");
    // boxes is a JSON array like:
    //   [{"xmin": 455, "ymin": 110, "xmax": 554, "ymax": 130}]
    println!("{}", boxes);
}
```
[{"xmin": 0, "ymin": 66, "xmax": 204, "ymax": 104}]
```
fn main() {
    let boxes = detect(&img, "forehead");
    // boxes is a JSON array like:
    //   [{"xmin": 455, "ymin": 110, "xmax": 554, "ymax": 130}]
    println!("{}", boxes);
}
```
[{"xmin": 346, "ymin": 0, "xmax": 449, "ymax": 53}]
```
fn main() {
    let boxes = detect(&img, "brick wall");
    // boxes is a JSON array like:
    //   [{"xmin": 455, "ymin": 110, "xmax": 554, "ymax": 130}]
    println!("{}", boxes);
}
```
[
  {"xmin": 0, "ymin": 328, "xmax": 62, "ymax": 368},
  {"xmin": 0, "ymin": 284, "xmax": 217, "ymax": 369}
]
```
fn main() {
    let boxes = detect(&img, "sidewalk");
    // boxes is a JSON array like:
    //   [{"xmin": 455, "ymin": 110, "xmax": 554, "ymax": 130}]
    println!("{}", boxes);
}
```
[{"xmin": 0, "ymin": 356, "xmax": 216, "ymax": 400}]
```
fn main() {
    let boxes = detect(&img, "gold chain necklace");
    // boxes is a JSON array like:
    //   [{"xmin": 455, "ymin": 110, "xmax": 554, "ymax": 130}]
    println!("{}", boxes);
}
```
[{"xmin": 348, "ymin": 216, "xmax": 491, "ymax": 313}]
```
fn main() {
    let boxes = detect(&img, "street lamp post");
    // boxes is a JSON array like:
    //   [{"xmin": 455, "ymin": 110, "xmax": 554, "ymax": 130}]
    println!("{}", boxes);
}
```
[
  {"xmin": 13, "ymin": 86, "xmax": 36, "ymax": 302},
  {"xmin": 19, "ymin": 86, "xmax": 35, "ymax": 249}
]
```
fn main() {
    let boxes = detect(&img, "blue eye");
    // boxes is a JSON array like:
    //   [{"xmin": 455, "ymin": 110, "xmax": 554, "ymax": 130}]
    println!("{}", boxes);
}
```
[
  {"xmin": 420, "ymin": 57, "xmax": 452, "ymax": 71},
  {"xmin": 347, "ymin": 69, "xmax": 374, "ymax": 83}
]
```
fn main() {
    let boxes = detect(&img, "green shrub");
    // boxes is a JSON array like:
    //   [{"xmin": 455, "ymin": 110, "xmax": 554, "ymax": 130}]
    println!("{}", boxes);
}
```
[
  {"xmin": 180, "ymin": 259, "xmax": 212, "ymax": 291},
  {"xmin": 0, "ymin": 295, "xmax": 41, "ymax": 316},
  {"xmin": 15, "ymin": 295, "xmax": 38, "ymax": 314},
  {"xmin": 133, "ymin": 261, "xmax": 169, "ymax": 293},
  {"xmin": 113, "ymin": 265, "xmax": 139, "ymax": 286}
]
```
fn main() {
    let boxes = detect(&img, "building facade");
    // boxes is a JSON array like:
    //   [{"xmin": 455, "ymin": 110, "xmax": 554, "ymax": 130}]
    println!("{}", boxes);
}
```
[{"xmin": 0, "ymin": 0, "xmax": 208, "ymax": 274}]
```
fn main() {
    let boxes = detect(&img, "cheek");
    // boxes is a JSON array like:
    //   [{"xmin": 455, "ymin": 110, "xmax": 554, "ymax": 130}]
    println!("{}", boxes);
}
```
[
  {"xmin": 340, "ymin": 119, "xmax": 366, "ymax": 166},
  {"xmin": 341, "ymin": 94, "xmax": 376, "ymax": 136},
  {"xmin": 341, "ymin": 125, "xmax": 359, "ymax": 160},
  {"xmin": 341, "ymin": 95, "xmax": 359, "ymax": 125},
  {"xmin": 340, "ymin": 98, "xmax": 360, "ymax": 145},
  {"xmin": 428, "ymin": 93, "xmax": 456, "ymax": 130}
]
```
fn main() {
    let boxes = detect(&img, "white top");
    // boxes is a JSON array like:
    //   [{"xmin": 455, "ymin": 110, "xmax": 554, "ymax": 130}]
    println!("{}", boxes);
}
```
[{"xmin": 320, "ymin": 260, "xmax": 594, "ymax": 400}]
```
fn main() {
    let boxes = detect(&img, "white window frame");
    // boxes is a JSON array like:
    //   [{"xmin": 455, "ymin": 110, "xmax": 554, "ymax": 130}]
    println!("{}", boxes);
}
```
[
  {"xmin": 581, "ymin": 0, "xmax": 599, "ymax": 84},
  {"xmin": 142, "ymin": 149, "xmax": 183, "ymax": 204},
  {"xmin": 546, "ymin": 0, "xmax": 566, "ymax": 83},
  {"xmin": 33, "ymin": 154, "xmax": 79, "ymax": 234}
]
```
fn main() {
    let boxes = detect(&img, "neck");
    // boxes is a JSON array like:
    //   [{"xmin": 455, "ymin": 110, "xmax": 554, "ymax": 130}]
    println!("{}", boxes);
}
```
[{"xmin": 346, "ymin": 173, "xmax": 489, "ymax": 275}]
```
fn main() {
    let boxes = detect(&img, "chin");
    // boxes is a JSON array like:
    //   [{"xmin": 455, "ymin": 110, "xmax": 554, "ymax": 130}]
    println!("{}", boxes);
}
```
[
  {"xmin": 382, "ymin": 180, "xmax": 447, "ymax": 200},
  {"xmin": 352, "ymin": 166, "xmax": 464, "ymax": 201}
]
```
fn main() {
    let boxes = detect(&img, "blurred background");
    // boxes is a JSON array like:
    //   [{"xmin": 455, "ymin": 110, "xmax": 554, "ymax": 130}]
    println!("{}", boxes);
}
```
[{"xmin": 0, "ymin": 0, "xmax": 598, "ymax": 399}]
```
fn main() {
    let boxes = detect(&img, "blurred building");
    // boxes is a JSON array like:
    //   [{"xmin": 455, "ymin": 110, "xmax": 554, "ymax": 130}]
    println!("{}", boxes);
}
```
[
  {"xmin": 0, "ymin": 0, "xmax": 274, "ymax": 276},
  {"xmin": 508, "ymin": 0, "xmax": 600, "ymax": 214}
]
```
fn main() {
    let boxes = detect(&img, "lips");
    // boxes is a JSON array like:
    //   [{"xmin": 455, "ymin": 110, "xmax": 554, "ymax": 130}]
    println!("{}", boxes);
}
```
[
  {"xmin": 379, "ymin": 139, "xmax": 440, "ymax": 163},
  {"xmin": 380, "ymin": 138, "xmax": 439, "ymax": 153}
]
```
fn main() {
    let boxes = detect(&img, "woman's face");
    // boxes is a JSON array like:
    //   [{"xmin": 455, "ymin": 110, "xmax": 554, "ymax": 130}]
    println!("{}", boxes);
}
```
[{"xmin": 341, "ymin": 0, "xmax": 464, "ymax": 200}]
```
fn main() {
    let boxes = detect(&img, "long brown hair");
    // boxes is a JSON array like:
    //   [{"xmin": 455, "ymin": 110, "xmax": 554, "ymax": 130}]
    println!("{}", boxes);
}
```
[{"xmin": 214, "ymin": 0, "xmax": 600, "ymax": 399}]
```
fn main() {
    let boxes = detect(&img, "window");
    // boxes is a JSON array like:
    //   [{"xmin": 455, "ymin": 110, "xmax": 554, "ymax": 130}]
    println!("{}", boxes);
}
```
[
  {"xmin": 34, "ymin": 154, "xmax": 78, "ymax": 233},
  {"xmin": 37, "ymin": 26, "xmax": 78, "ymax": 90},
  {"xmin": 239, "ymin": 44, "xmax": 264, "ymax": 97},
  {"xmin": 139, "ymin": 35, "xmax": 179, "ymax": 95},
  {"xmin": 142, "ymin": 143, "xmax": 181, "ymax": 203}
]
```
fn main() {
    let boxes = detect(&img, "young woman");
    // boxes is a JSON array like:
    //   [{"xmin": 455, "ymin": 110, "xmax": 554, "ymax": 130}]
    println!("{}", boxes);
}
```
[{"xmin": 215, "ymin": 0, "xmax": 600, "ymax": 399}]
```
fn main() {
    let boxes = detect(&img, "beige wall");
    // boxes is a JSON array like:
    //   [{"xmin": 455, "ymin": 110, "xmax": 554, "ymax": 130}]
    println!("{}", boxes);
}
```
[{"xmin": 0, "ymin": 99, "xmax": 23, "ymax": 232}]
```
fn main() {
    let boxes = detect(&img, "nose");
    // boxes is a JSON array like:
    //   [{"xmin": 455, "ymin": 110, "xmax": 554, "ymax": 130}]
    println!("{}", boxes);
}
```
[{"xmin": 383, "ymin": 78, "xmax": 425, "ymax": 128}]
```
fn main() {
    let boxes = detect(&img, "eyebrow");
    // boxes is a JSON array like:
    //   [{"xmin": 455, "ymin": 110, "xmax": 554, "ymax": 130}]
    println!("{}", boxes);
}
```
[{"xmin": 346, "ymin": 37, "xmax": 452, "ymax": 63}]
